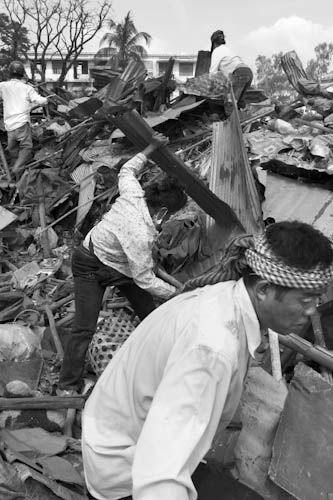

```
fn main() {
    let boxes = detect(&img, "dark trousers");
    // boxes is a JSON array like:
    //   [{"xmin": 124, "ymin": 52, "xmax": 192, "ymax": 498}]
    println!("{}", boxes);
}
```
[
  {"xmin": 7, "ymin": 123, "xmax": 33, "ymax": 175},
  {"xmin": 58, "ymin": 245, "xmax": 156, "ymax": 390},
  {"xmin": 88, "ymin": 463, "xmax": 263, "ymax": 499},
  {"xmin": 232, "ymin": 66, "xmax": 253, "ymax": 107}
]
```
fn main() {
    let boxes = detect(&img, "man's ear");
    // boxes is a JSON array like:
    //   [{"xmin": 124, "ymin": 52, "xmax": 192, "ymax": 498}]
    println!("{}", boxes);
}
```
[{"xmin": 253, "ymin": 279, "xmax": 271, "ymax": 302}]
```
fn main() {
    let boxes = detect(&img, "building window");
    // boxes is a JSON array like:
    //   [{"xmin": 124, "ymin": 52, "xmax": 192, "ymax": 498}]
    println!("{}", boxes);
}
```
[
  {"xmin": 78, "ymin": 61, "xmax": 89, "ymax": 75},
  {"xmin": 52, "ymin": 61, "xmax": 62, "ymax": 75},
  {"xmin": 158, "ymin": 61, "xmax": 169, "ymax": 75},
  {"xmin": 144, "ymin": 60, "xmax": 154, "ymax": 77},
  {"xmin": 179, "ymin": 62, "xmax": 194, "ymax": 77}
]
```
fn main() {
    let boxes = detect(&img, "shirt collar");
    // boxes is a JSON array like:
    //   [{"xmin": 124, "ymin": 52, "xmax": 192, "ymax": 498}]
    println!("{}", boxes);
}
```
[{"xmin": 234, "ymin": 278, "xmax": 262, "ymax": 358}]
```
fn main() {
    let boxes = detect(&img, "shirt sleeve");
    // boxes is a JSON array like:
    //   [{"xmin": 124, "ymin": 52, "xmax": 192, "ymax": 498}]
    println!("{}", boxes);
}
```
[
  {"xmin": 132, "ymin": 347, "xmax": 233, "ymax": 500},
  {"xmin": 116, "ymin": 226, "xmax": 176, "ymax": 299},
  {"xmin": 27, "ymin": 86, "xmax": 48, "ymax": 106},
  {"xmin": 118, "ymin": 152, "xmax": 147, "ymax": 197}
]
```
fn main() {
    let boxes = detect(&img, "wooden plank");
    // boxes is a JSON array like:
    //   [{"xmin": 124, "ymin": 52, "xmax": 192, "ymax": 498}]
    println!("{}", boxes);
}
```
[
  {"xmin": 109, "ymin": 109, "xmax": 244, "ymax": 234},
  {"xmin": 195, "ymin": 50, "xmax": 211, "ymax": 77}
]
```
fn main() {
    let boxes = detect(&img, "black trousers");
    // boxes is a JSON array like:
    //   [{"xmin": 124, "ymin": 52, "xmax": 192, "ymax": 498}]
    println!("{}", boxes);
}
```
[
  {"xmin": 88, "ymin": 462, "xmax": 263, "ymax": 499},
  {"xmin": 58, "ymin": 244, "xmax": 155, "ymax": 390}
]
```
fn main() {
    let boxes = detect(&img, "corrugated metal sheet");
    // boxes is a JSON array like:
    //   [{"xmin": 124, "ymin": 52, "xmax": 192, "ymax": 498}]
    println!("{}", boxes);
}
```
[
  {"xmin": 206, "ymin": 95, "xmax": 264, "ymax": 236},
  {"xmin": 280, "ymin": 51, "xmax": 308, "ymax": 92}
]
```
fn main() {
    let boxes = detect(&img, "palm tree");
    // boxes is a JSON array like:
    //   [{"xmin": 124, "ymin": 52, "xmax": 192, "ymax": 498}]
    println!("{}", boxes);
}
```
[{"xmin": 100, "ymin": 11, "xmax": 152, "ymax": 69}]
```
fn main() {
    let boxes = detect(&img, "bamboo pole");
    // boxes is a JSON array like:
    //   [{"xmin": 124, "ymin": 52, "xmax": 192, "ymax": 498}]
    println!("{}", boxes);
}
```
[
  {"xmin": 0, "ymin": 396, "xmax": 86, "ymax": 410},
  {"xmin": 156, "ymin": 266, "xmax": 183, "ymax": 289},
  {"xmin": 25, "ymin": 149, "xmax": 63, "ymax": 170},
  {"xmin": 49, "ymin": 293, "xmax": 74, "ymax": 312},
  {"xmin": 278, "ymin": 333, "xmax": 333, "ymax": 371},
  {"xmin": 38, "ymin": 186, "xmax": 116, "ymax": 235},
  {"xmin": 294, "ymin": 117, "xmax": 333, "ymax": 134}
]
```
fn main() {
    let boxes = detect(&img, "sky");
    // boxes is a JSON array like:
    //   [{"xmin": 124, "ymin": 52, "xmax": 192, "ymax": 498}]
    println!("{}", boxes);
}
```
[{"xmin": 88, "ymin": 0, "xmax": 333, "ymax": 72}]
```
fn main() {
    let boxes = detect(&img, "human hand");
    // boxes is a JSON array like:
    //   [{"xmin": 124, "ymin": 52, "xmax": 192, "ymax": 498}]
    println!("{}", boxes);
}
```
[
  {"xmin": 143, "ymin": 133, "xmax": 169, "ymax": 157},
  {"xmin": 150, "ymin": 132, "xmax": 169, "ymax": 149}
]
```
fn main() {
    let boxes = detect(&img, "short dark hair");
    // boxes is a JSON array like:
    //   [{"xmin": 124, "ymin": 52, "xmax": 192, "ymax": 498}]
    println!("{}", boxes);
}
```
[
  {"xmin": 210, "ymin": 30, "xmax": 225, "ymax": 52},
  {"xmin": 144, "ymin": 175, "xmax": 187, "ymax": 214},
  {"xmin": 9, "ymin": 61, "xmax": 25, "ymax": 79},
  {"xmin": 243, "ymin": 221, "xmax": 333, "ymax": 299},
  {"xmin": 265, "ymin": 221, "xmax": 333, "ymax": 270}
]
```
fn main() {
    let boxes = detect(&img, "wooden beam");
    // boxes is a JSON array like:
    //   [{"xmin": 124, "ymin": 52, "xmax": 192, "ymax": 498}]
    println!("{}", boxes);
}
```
[{"xmin": 109, "ymin": 109, "xmax": 244, "ymax": 233}]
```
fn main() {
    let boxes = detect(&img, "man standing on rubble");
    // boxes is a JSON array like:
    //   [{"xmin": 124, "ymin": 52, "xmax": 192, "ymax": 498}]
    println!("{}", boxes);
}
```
[
  {"xmin": 82, "ymin": 220, "xmax": 333, "ymax": 500},
  {"xmin": 58, "ymin": 133, "xmax": 187, "ymax": 395},
  {"xmin": 0, "ymin": 60, "xmax": 48, "ymax": 178},
  {"xmin": 209, "ymin": 30, "xmax": 253, "ymax": 108}
]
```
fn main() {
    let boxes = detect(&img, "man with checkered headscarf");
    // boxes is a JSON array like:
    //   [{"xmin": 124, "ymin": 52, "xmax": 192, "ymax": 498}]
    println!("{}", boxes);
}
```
[{"xmin": 82, "ymin": 221, "xmax": 333, "ymax": 500}]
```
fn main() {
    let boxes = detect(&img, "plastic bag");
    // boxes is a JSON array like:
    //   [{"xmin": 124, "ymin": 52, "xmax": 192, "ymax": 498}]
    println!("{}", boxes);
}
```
[{"xmin": 0, "ymin": 324, "xmax": 41, "ymax": 362}]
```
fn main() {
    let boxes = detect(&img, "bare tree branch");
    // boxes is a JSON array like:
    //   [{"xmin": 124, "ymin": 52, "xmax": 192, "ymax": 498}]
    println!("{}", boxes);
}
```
[{"xmin": 0, "ymin": 0, "xmax": 112, "ymax": 86}]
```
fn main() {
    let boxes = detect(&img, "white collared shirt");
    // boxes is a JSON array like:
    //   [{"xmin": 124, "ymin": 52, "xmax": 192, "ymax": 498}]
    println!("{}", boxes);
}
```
[
  {"xmin": 83, "ymin": 152, "xmax": 176, "ymax": 299},
  {"xmin": 0, "ymin": 79, "xmax": 47, "ymax": 131},
  {"xmin": 209, "ymin": 44, "xmax": 244, "ymax": 76},
  {"xmin": 82, "ymin": 278, "xmax": 262, "ymax": 500}
]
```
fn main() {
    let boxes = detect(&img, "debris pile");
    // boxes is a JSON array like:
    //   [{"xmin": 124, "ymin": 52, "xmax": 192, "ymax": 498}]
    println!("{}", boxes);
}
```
[{"xmin": 0, "ymin": 50, "xmax": 333, "ymax": 499}]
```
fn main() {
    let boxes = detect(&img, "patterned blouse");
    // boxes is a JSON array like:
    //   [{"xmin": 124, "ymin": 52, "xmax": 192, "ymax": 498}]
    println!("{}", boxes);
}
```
[{"xmin": 83, "ymin": 153, "xmax": 176, "ymax": 299}]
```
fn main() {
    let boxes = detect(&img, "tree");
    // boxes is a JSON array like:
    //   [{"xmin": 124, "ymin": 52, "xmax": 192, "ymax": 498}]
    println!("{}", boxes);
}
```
[
  {"xmin": 1, "ymin": 0, "xmax": 112, "ymax": 86},
  {"xmin": 255, "ymin": 52, "xmax": 295, "ymax": 102},
  {"xmin": 305, "ymin": 42, "xmax": 333, "ymax": 80},
  {"xmin": 0, "ymin": 12, "xmax": 30, "ymax": 80},
  {"xmin": 0, "ymin": 13, "xmax": 30, "ymax": 62},
  {"xmin": 100, "ymin": 11, "xmax": 151, "ymax": 70}
]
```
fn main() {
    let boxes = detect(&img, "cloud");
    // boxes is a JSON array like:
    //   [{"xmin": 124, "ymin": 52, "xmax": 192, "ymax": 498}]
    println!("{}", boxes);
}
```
[{"xmin": 238, "ymin": 16, "xmax": 333, "ymax": 70}]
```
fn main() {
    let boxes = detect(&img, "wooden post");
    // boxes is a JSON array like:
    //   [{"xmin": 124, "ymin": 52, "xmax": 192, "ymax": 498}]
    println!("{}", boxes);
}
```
[
  {"xmin": 37, "ymin": 175, "xmax": 51, "ymax": 258},
  {"xmin": 44, "ymin": 304, "xmax": 64, "ymax": 359}
]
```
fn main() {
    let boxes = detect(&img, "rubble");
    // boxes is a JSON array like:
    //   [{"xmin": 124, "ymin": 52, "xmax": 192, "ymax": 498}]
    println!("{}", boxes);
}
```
[{"xmin": 1, "ymin": 48, "xmax": 333, "ymax": 499}]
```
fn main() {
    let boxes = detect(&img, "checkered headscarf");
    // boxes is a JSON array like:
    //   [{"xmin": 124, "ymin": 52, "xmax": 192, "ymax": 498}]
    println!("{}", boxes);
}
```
[
  {"xmin": 184, "ymin": 232, "xmax": 333, "ymax": 291},
  {"xmin": 245, "ymin": 233, "xmax": 333, "ymax": 290}
]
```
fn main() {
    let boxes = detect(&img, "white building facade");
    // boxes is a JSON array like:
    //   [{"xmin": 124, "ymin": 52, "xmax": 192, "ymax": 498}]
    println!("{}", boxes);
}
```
[{"xmin": 27, "ymin": 53, "xmax": 197, "ymax": 92}]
